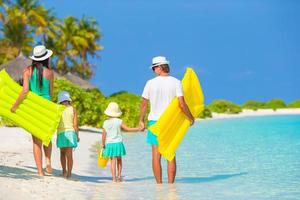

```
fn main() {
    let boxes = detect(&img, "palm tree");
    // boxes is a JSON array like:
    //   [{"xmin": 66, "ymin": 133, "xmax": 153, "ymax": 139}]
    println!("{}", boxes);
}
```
[
  {"xmin": 75, "ymin": 16, "xmax": 102, "ymax": 79},
  {"xmin": 29, "ymin": 7, "xmax": 58, "ymax": 44},
  {"xmin": 0, "ymin": 0, "xmax": 56, "ymax": 56},
  {"xmin": 49, "ymin": 16, "xmax": 81, "ymax": 74},
  {"xmin": 50, "ymin": 16, "xmax": 102, "ymax": 79},
  {"xmin": 13, "ymin": 0, "xmax": 58, "ymax": 45},
  {"xmin": 0, "ymin": 4, "xmax": 33, "ymax": 54},
  {"xmin": 0, "ymin": 0, "xmax": 102, "ymax": 78},
  {"xmin": 0, "ymin": 40, "xmax": 19, "ymax": 64}
]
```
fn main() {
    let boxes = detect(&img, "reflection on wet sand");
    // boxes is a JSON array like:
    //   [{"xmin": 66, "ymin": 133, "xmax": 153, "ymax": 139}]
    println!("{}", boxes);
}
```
[
  {"xmin": 155, "ymin": 184, "xmax": 179, "ymax": 200},
  {"xmin": 90, "ymin": 182, "xmax": 180, "ymax": 200}
]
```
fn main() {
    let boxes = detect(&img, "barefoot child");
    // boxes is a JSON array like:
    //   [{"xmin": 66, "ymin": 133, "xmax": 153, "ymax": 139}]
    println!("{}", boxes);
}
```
[
  {"xmin": 102, "ymin": 102, "xmax": 140, "ymax": 182},
  {"xmin": 57, "ymin": 91, "xmax": 80, "ymax": 178}
]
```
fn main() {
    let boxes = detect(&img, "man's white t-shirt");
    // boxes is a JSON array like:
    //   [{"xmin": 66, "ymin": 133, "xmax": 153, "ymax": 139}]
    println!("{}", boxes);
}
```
[{"xmin": 142, "ymin": 76, "xmax": 183, "ymax": 121}]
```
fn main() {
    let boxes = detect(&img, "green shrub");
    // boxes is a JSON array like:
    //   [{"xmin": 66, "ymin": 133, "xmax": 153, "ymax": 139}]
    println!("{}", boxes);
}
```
[
  {"xmin": 208, "ymin": 99, "xmax": 242, "ymax": 114},
  {"xmin": 242, "ymin": 100, "xmax": 265, "ymax": 110},
  {"xmin": 54, "ymin": 79, "xmax": 142, "ymax": 128},
  {"xmin": 264, "ymin": 99, "xmax": 286, "ymax": 110},
  {"xmin": 0, "ymin": 79, "xmax": 143, "ymax": 128},
  {"xmin": 108, "ymin": 91, "xmax": 142, "ymax": 127},
  {"xmin": 287, "ymin": 100, "xmax": 300, "ymax": 108},
  {"xmin": 54, "ymin": 79, "xmax": 107, "ymax": 127},
  {"xmin": 198, "ymin": 107, "xmax": 212, "ymax": 118}
]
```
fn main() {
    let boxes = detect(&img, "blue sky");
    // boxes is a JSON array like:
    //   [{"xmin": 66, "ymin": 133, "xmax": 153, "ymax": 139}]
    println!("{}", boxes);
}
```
[{"xmin": 40, "ymin": 0, "xmax": 300, "ymax": 104}]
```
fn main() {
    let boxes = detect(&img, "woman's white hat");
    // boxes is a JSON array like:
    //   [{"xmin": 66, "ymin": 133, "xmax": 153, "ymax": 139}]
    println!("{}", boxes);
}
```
[
  {"xmin": 150, "ymin": 56, "xmax": 170, "ymax": 69},
  {"xmin": 104, "ymin": 102, "xmax": 122, "ymax": 117},
  {"xmin": 57, "ymin": 91, "xmax": 72, "ymax": 103},
  {"xmin": 29, "ymin": 45, "xmax": 53, "ymax": 61}
]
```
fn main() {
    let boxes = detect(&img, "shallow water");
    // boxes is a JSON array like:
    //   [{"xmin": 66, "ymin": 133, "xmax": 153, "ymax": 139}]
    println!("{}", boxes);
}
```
[{"xmin": 91, "ymin": 115, "xmax": 300, "ymax": 200}]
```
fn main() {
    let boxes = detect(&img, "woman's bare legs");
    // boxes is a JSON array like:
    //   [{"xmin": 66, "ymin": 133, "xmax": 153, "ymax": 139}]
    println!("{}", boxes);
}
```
[
  {"xmin": 117, "ymin": 157, "xmax": 122, "ymax": 181},
  {"xmin": 32, "ymin": 136, "xmax": 44, "ymax": 176},
  {"xmin": 110, "ymin": 157, "xmax": 117, "ymax": 182},
  {"xmin": 43, "ymin": 141, "xmax": 52, "ymax": 174},
  {"xmin": 152, "ymin": 145, "xmax": 162, "ymax": 184}
]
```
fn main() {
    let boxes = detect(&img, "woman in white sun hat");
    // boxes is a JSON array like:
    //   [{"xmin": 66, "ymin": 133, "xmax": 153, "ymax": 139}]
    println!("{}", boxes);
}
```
[
  {"xmin": 11, "ymin": 45, "xmax": 54, "ymax": 176},
  {"xmin": 56, "ymin": 91, "xmax": 79, "ymax": 179},
  {"xmin": 139, "ymin": 56, "xmax": 194, "ymax": 184},
  {"xmin": 101, "ymin": 102, "xmax": 141, "ymax": 182}
]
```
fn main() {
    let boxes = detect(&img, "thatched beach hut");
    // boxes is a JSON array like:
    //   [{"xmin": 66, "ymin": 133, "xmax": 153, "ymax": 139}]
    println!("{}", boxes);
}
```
[
  {"xmin": 0, "ymin": 53, "xmax": 96, "ymax": 90},
  {"xmin": 0, "ymin": 53, "xmax": 32, "ymax": 83},
  {"xmin": 63, "ymin": 72, "xmax": 96, "ymax": 90}
]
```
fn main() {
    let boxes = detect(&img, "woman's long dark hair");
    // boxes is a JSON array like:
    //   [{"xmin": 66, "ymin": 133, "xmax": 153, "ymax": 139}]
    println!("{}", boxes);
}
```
[{"xmin": 31, "ymin": 58, "xmax": 49, "ymax": 89}]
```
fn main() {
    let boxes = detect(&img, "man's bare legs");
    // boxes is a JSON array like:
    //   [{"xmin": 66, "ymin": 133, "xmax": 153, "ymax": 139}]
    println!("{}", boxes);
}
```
[
  {"xmin": 152, "ymin": 145, "xmax": 162, "ymax": 183},
  {"xmin": 167, "ymin": 157, "xmax": 176, "ymax": 183},
  {"xmin": 152, "ymin": 146, "xmax": 177, "ymax": 184}
]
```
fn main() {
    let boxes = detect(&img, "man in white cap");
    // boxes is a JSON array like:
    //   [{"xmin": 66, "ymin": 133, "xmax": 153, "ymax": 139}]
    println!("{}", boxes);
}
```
[{"xmin": 139, "ymin": 56, "xmax": 194, "ymax": 184}]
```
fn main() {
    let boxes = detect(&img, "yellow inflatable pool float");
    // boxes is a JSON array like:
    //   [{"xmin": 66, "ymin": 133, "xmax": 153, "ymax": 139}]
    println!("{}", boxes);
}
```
[
  {"xmin": 148, "ymin": 67, "xmax": 204, "ymax": 161},
  {"xmin": 0, "ymin": 69, "xmax": 65, "ymax": 146}
]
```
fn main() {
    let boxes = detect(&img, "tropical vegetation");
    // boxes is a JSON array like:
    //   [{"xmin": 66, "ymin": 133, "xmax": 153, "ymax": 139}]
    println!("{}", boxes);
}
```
[
  {"xmin": 264, "ymin": 99, "xmax": 286, "ymax": 110},
  {"xmin": 1, "ymin": 76, "xmax": 299, "ymax": 127},
  {"xmin": 198, "ymin": 107, "xmax": 212, "ymax": 118},
  {"xmin": 0, "ymin": 0, "xmax": 102, "ymax": 79},
  {"xmin": 208, "ymin": 99, "xmax": 242, "ymax": 114},
  {"xmin": 0, "ymin": 1, "xmax": 299, "ymax": 128},
  {"xmin": 242, "ymin": 100, "xmax": 266, "ymax": 110},
  {"xmin": 53, "ymin": 79, "xmax": 141, "ymax": 128},
  {"xmin": 287, "ymin": 100, "xmax": 300, "ymax": 108}
]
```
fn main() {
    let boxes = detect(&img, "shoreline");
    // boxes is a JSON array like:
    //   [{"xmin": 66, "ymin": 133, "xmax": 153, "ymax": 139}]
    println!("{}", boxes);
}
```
[
  {"xmin": 198, "ymin": 108, "xmax": 300, "ymax": 121},
  {"xmin": 80, "ymin": 109, "xmax": 300, "ymax": 130}
]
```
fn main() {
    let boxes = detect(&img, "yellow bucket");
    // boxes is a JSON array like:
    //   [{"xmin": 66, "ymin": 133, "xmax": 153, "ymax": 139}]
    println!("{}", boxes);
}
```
[{"xmin": 97, "ymin": 149, "xmax": 109, "ymax": 168}]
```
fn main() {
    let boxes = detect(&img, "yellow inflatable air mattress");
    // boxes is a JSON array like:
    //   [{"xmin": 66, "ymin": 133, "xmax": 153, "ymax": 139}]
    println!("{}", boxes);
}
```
[
  {"xmin": 148, "ymin": 68, "xmax": 204, "ymax": 161},
  {"xmin": 0, "ymin": 69, "xmax": 65, "ymax": 146}
]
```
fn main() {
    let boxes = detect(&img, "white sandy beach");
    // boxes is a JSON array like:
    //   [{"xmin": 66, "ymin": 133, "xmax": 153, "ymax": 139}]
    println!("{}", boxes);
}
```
[
  {"xmin": 0, "ymin": 108, "xmax": 300, "ymax": 200},
  {"xmin": 0, "ymin": 126, "xmax": 110, "ymax": 200}
]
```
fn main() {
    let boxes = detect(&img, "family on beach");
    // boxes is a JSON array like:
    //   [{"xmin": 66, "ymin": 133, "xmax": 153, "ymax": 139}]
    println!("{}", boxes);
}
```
[{"xmin": 9, "ymin": 45, "xmax": 195, "ymax": 183}]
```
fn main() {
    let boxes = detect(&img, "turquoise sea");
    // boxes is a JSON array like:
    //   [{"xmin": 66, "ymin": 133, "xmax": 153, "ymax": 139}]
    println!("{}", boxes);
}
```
[{"xmin": 92, "ymin": 115, "xmax": 300, "ymax": 200}]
